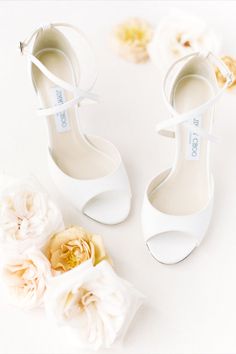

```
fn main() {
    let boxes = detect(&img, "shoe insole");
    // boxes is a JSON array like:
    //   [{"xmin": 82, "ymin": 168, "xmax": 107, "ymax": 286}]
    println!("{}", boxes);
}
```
[
  {"xmin": 150, "ymin": 74, "xmax": 214, "ymax": 215},
  {"xmin": 33, "ymin": 48, "xmax": 116, "ymax": 180}
]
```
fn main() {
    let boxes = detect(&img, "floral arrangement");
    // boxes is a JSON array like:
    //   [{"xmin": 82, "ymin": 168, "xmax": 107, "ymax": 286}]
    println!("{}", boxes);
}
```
[
  {"xmin": 0, "ymin": 177, "xmax": 143, "ymax": 350},
  {"xmin": 111, "ymin": 10, "xmax": 220, "ymax": 71},
  {"xmin": 111, "ymin": 10, "xmax": 236, "ymax": 91}
]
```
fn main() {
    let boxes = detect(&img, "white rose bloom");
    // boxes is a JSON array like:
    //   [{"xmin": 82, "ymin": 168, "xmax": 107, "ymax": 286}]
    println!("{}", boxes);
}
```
[
  {"xmin": 0, "ymin": 178, "xmax": 64, "ymax": 252},
  {"xmin": 1, "ymin": 248, "xmax": 52, "ymax": 310},
  {"xmin": 149, "ymin": 10, "xmax": 220, "ymax": 73},
  {"xmin": 44, "ymin": 260, "xmax": 144, "ymax": 350}
]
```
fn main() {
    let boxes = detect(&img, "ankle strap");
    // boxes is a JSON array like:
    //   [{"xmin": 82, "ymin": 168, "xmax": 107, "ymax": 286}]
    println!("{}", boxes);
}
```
[
  {"xmin": 157, "ymin": 52, "xmax": 233, "ymax": 142},
  {"xmin": 20, "ymin": 23, "xmax": 99, "ymax": 116}
]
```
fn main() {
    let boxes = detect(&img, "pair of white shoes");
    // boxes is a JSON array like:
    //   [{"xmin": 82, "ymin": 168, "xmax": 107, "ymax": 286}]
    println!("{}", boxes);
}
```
[{"xmin": 20, "ymin": 23, "xmax": 233, "ymax": 264}]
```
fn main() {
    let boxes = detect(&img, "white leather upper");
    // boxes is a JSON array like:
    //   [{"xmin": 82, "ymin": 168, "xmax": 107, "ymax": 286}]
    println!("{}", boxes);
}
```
[
  {"xmin": 142, "ymin": 169, "xmax": 214, "ymax": 245},
  {"xmin": 48, "ymin": 135, "xmax": 131, "ymax": 212},
  {"xmin": 21, "ymin": 23, "xmax": 132, "ymax": 224},
  {"xmin": 142, "ymin": 51, "xmax": 232, "ymax": 263}
]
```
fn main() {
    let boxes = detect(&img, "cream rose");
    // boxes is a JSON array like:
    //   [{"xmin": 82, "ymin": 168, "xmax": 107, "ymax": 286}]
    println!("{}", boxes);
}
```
[
  {"xmin": 45, "ymin": 226, "xmax": 110, "ymax": 272},
  {"xmin": 44, "ymin": 260, "xmax": 144, "ymax": 350},
  {"xmin": 1, "ymin": 248, "xmax": 52, "ymax": 310},
  {"xmin": 111, "ymin": 17, "xmax": 153, "ymax": 63},
  {"xmin": 149, "ymin": 10, "xmax": 220, "ymax": 72},
  {"xmin": 0, "ymin": 179, "xmax": 64, "ymax": 252}
]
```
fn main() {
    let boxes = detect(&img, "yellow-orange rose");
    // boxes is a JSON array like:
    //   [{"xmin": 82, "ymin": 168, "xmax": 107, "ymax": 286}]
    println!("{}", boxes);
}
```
[
  {"xmin": 46, "ymin": 226, "xmax": 110, "ymax": 272},
  {"xmin": 111, "ymin": 17, "xmax": 153, "ymax": 63}
]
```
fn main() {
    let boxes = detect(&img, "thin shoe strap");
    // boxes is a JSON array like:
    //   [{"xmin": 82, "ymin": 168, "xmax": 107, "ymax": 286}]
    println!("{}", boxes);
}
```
[
  {"xmin": 37, "ymin": 94, "xmax": 99, "ymax": 117},
  {"xmin": 157, "ymin": 51, "xmax": 233, "ymax": 141},
  {"xmin": 20, "ymin": 23, "xmax": 99, "ymax": 115},
  {"xmin": 27, "ymin": 53, "xmax": 78, "ymax": 93}
]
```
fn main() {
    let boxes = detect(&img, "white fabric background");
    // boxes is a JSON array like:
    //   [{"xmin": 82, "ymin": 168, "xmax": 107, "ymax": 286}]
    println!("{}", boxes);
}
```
[{"xmin": 0, "ymin": 1, "xmax": 236, "ymax": 353}]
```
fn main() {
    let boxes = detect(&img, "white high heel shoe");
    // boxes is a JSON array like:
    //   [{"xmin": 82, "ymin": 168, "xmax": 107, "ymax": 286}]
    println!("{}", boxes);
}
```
[
  {"xmin": 20, "ymin": 23, "xmax": 131, "ymax": 225},
  {"xmin": 142, "ymin": 52, "xmax": 233, "ymax": 264}
]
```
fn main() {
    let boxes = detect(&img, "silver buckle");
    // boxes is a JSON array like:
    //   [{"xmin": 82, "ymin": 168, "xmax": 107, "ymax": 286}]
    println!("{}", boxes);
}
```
[
  {"xmin": 226, "ymin": 72, "xmax": 234, "ymax": 86},
  {"xmin": 19, "ymin": 41, "xmax": 24, "ymax": 55}
]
